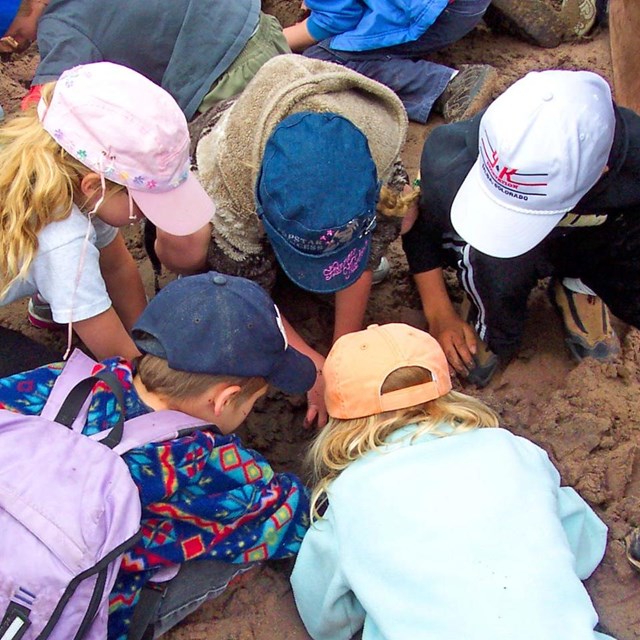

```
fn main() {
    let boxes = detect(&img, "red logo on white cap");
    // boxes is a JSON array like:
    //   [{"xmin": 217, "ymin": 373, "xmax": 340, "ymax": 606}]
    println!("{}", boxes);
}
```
[{"xmin": 480, "ymin": 133, "xmax": 549, "ymax": 204}]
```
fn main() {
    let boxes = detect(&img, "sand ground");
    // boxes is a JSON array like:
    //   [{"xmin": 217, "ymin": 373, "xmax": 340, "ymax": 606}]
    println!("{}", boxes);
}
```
[{"xmin": 0, "ymin": 2, "xmax": 639, "ymax": 638}]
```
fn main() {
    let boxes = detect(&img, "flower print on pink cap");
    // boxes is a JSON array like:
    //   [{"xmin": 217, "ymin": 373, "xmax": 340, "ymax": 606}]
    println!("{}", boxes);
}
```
[{"xmin": 37, "ymin": 61, "xmax": 215, "ymax": 236}]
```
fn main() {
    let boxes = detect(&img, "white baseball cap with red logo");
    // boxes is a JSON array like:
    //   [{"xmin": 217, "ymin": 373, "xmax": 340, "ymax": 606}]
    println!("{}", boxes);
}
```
[{"xmin": 451, "ymin": 70, "xmax": 615, "ymax": 258}]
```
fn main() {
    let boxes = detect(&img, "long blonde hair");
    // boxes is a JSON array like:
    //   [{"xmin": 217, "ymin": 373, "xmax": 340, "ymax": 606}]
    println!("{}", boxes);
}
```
[
  {"xmin": 0, "ymin": 83, "xmax": 120, "ymax": 299},
  {"xmin": 307, "ymin": 366, "xmax": 499, "ymax": 520}
]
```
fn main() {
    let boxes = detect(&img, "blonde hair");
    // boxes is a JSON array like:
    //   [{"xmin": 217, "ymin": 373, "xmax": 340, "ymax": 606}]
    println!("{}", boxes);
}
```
[
  {"xmin": 0, "ymin": 83, "xmax": 122, "ymax": 299},
  {"xmin": 308, "ymin": 366, "xmax": 499, "ymax": 520},
  {"xmin": 136, "ymin": 353, "xmax": 267, "ymax": 405},
  {"xmin": 376, "ymin": 184, "xmax": 420, "ymax": 218}
]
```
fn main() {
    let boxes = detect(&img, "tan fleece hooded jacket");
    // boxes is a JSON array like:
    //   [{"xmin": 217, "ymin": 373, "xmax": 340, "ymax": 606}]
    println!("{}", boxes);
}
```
[{"xmin": 194, "ymin": 54, "xmax": 408, "ymax": 288}]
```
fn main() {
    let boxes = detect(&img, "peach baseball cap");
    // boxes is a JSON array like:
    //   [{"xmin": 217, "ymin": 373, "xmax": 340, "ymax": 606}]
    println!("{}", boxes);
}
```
[{"xmin": 324, "ymin": 323, "xmax": 452, "ymax": 419}]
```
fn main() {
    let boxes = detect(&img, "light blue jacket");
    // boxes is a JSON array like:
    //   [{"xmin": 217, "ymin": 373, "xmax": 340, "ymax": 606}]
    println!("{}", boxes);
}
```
[
  {"xmin": 291, "ymin": 425, "xmax": 615, "ymax": 640},
  {"xmin": 305, "ymin": 0, "xmax": 449, "ymax": 51}
]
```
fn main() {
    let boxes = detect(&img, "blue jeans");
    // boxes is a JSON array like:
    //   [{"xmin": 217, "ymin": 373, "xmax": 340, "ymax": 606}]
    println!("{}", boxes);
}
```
[
  {"xmin": 304, "ymin": 0, "xmax": 491, "ymax": 123},
  {"xmin": 150, "ymin": 560, "xmax": 256, "ymax": 638}
]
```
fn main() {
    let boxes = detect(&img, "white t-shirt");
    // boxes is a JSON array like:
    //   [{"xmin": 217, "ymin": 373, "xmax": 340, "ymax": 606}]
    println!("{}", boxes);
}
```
[{"xmin": 1, "ymin": 205, "xmax": 118, "ymax": 323}]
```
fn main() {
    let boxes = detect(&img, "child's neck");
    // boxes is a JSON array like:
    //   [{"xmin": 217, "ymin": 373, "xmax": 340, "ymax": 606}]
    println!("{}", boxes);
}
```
[{"xmin": 132, "ymin": 374, "xmax": 172, "ymax": 411}]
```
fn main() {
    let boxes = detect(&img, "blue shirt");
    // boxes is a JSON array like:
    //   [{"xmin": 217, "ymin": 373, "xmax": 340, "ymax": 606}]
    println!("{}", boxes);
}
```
[
  {"xmin": 34, "ymin": 0, "xmax": 260, "ymax": 119},
  {"xmin": 305, "ymin": 0, "xmax": 449, "ymax": 51},
  {"xmin": 0, "ymin": 0, "xmax": 20, "ymax": 38}
]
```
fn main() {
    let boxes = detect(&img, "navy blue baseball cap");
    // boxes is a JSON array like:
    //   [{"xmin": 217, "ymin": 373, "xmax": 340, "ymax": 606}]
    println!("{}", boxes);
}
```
[
  {"xmin": 132, "ymin": 272, "xmax": 316, "ymax": 395},
  {"xmin": 256, "ymin": 111, "xmax": 379, "ymax": 294}
]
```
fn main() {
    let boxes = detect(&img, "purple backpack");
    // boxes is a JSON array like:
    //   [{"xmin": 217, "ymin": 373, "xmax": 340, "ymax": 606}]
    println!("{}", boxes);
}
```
[{"xmin": 0, "ymin": 349, "xmax": 206, "ymax": 640}]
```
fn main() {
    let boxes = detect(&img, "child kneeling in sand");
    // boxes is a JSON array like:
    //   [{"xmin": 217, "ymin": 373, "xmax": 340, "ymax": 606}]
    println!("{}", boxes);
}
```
[
  {"xmin": 291, "ymin": 322, "xmax": 614, "ymax": 640},
  {"xmin": 0, "ymin": 271, "xmax": 316, "ymax": 639}
]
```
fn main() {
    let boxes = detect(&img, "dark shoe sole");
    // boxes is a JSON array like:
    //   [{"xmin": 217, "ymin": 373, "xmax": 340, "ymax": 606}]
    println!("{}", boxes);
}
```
[
  {"xmin": 464, "ymin": 352, "xmax": 500, "ymax": 388},
  {"xmin": 625, "ymin": 528, "xmax": 640, "ymax": 573},
  {"xmin": 442, "ymin": 65, "xmax": 498, "ymax": 123},
  {"xmin": 484, "ymin": 0, "xmax": 566, "ymax": 48}
]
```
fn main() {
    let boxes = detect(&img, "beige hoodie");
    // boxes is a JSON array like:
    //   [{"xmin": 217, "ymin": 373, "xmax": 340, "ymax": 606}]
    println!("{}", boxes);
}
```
[{"xmin": 195, "ymin": 54, "xmax": 408, "ymax": 270}]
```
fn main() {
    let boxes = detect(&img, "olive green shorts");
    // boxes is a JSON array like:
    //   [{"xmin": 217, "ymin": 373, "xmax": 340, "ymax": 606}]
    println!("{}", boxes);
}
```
[{"xmin": 197, "ymin": 12, "xmax": 290, "ymax": 114}]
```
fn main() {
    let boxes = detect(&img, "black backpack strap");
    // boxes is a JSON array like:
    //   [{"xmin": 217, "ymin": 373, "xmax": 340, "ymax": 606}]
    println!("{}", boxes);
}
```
[
  {"xmin": 71, "ymin": 567, "xmax": 108, "ymax": 640},
  {"xmin": 40, "ymin": 349, "xmax": 99, "ymax": 425},
  {"xmin": 39, "ymin": 348, "xmax": 126, "ymax": 444},
  {"xmin": 53, "ymin": 370, "xmax": 126, "ymax": 448},
  {"xmin": 127, "ymin": 581, "xmax": 169, "ymax": 640}
]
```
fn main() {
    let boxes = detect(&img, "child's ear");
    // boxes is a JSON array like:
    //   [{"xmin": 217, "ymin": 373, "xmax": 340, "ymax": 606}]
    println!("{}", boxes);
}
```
[
  {"xmin": 210, "ymin": 384, "xmax": 242, "ymax": 417},
  {"xmin": 79, "ymin": 172, "xmax": 102, "ymax": 198}
]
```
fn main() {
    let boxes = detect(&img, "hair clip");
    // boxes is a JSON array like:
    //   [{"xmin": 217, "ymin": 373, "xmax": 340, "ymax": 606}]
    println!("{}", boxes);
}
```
[{"xmin": 362, "ymin": 214, "xmax": 377, "ymax": 236}]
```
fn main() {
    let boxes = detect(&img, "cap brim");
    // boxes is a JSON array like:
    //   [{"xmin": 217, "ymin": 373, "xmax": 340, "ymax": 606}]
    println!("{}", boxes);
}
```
[
  {"xmin": 131, "ymin": 331, "xmax": 166, "ymax": 359},
  {"xmin": 131, "ymin": 173, "xmax": 215, "ymax": 236},
  {"xmin": 262, "ymin": 214, "xmax": 372, "ymax": 294},
  {"xmin": 267, "ymin": 345, "xmax": 317, "ymax": 395},
  {"xmin": 451, "ymin": 159, "xmax": 565, "ymax": 258}
]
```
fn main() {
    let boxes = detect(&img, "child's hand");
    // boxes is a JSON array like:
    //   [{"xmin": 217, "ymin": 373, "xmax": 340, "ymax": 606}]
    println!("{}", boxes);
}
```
[
  {"xmin": 304, "ymin": 369, "xmax": 328, "ymax": 429},
  {"xmin": 429, "ymin": 314, "xmax": 477, "ymax": 377}
]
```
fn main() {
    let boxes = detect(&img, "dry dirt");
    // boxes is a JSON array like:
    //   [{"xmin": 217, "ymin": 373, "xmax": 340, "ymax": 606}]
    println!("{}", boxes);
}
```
[{"xmin": 1, "ymin": 2, "xmax": 639, "ymax": 638}]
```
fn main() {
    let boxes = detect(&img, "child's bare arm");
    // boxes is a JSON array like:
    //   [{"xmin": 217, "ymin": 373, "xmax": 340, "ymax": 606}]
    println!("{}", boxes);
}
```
[
  {"xmin": 333, "ymin": 270, "xmax": 372, "ymax": 343},
  {"xmin": 99, "ymin": 232, "xmax": 146, "ymax": 332},
  {"xmin": 281, "ymin": 315, "xmax": 327, "ymax": 429},
  {"xmin": 286, "ymin": 270, "xmax": 374, "ymax": 427},
  {"xmin": 284, "ymin": 19, "xmax": 318, "ymax": 52},
  {"xmin": 0, "ymin": 0, "xmax": 44, "ymax": 55},
  {"xmin": 73, "ymin": 307, "xmax": 140, "ymax": 361},
  {"xmin": 154, "ymin": 224, "xmax": 211, "ymax": 275}
]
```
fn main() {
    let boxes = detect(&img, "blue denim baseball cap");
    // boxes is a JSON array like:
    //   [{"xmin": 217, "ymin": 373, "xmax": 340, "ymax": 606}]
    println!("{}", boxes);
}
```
[
  {"xmin": 132, "ymin": 272, "xmax": 316, "ymax": 395},
  {"xmin": 256, "ymin": 111, "xmax": 379, "ymax": 294}
]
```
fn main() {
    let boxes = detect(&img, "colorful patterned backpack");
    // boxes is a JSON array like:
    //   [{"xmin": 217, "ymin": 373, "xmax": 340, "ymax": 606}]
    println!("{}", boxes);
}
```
[{"xmin": 0, "ymin": 349, "xmax": 206, "ymax": 640}]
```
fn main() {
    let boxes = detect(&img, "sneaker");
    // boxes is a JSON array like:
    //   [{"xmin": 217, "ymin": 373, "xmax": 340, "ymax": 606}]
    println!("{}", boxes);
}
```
[
  {"xmin": 485, "ymin": 0, "xmax": 597, "ymax": 47},
  {"xmin": 459, "ymin": 293, "xmax": 499, "ymax": 387},
  {"xmin": 548, "ymin": 280, "xmax": 620, "ymax": 361},
  {"xmin": 372, "ymin": 256, "xmax": 391, "ymax": 285},
  {"xmin": 434, "ymin": 64, "xmax": 498, "ymax": 124},
  {"xmin": 466, "ymin": 338, "xmax": 500, "ymax": 387},
  {"xmin": 27, "ymin": 293, "xmax": 65, "ymax": 331},
  {"xmin": 625, "ymin": 528, "xmax": 640, "ymax": 573},
  {"xmin": 595, "ymin": 0, "xmax": 608, "ymax": 28},
  {"xmin": 562, "ymin": 0, "xmax": 597, "ymax": 38},
  {"xmin": 483, "ymin": 0, "xmax": 566, "ymax": 48}
]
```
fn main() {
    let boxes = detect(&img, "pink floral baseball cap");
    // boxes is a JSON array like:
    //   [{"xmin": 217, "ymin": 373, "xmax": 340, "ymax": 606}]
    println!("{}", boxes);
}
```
[{"xmin": 37, "ymin": 61, "xmax": 214, "ymax": 236}]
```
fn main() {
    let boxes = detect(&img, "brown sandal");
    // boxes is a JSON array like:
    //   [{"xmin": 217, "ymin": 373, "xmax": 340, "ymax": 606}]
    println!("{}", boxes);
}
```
[{"xmin": 625, "ymin": 527, "xmax": 640, "ymax": 573}]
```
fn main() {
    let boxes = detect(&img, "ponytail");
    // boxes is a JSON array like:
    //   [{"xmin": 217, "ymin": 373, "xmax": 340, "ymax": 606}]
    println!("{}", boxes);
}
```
[{"xmin": 0, "ymin": 83, "xmax": 117, "ymax": 298}]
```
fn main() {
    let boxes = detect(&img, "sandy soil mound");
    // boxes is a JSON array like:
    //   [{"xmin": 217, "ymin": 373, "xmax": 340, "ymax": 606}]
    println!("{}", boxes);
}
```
[{"xmin": 0, "ymin": 3, "xmax": 638, "ymax": 638}]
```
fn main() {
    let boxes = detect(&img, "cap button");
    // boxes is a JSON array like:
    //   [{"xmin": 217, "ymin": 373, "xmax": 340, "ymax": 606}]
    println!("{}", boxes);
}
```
[
  {"xmin": 542, "ymin": 91, "xmax": 554, "ymax": 102},
  {"xmin": 212, "ymin": 274, "xmax": 227, "ymax": 285}
]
